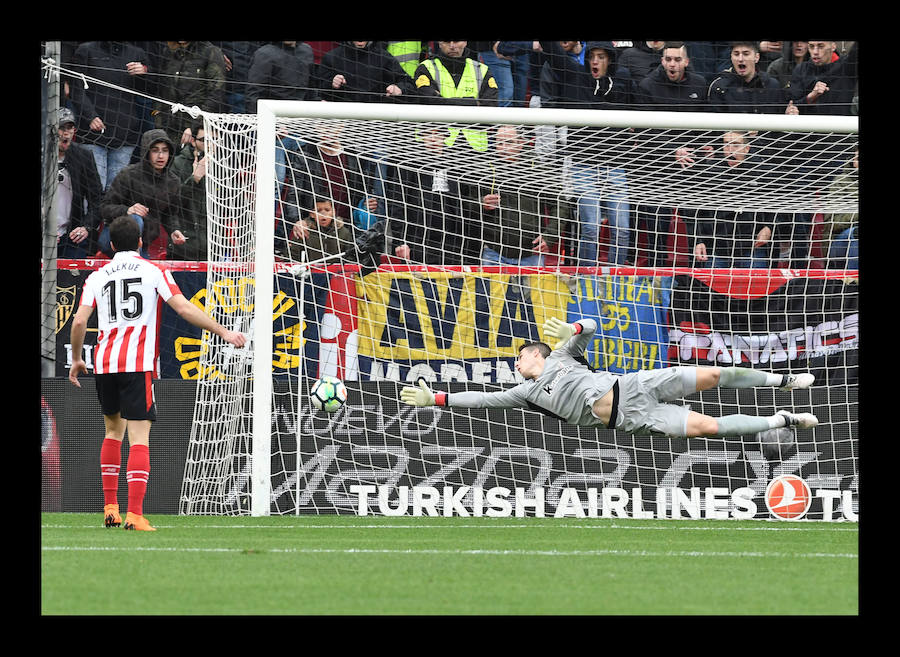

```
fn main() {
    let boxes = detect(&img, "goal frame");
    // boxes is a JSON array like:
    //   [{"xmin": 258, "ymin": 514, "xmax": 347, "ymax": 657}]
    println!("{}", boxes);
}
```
[{"xmin": 249, "ymin": 99, "xmax": 858, "ymax": 516}]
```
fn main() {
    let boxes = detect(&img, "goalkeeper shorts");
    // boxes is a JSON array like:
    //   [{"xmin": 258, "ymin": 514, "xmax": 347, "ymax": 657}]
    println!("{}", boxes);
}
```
[{"xmin": 614, "ymin": 367, "xmax": 696, "ymax": 436}]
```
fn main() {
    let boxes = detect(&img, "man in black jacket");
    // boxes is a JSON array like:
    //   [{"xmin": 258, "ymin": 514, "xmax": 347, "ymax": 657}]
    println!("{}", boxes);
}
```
[
  {"xmin": 707, "ymin": 41, "xmax": 790, "ymax": 114},
  {"xmin": 636, "ymin": 42, "xmax": 708, "ymax": 110},
  {"xmin": 634, "ymin": 42, "xmax": 710, "ymax": 266},
  {"xmin": 538, "ymin": 41, "xmax": 635, "ymax": 266},
  {"xmin": 153, "ymin": 41, "xmax": 226, "ymax": 143},
  {"xmin": 55, "ymin": 108, "xmax": 103, "ymax": 258},
  {"xmin": 68, "ymin": 41, "xmax": 150, "ymax": 190},
  {"xmin": 315, "ymin": 41, "xmax": 412, "ymax": 103},
  {"xmin": 246, "ymin": 41, "xmax": 318, "ymax": 111},
  {"xmin": 789, "ymin": 41, "xmax": 857, "ymax": 115}
]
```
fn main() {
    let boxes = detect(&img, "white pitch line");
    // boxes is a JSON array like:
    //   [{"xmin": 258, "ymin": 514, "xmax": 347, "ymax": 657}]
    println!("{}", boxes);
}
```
[
  {"xmin": 40, "ymin": 545, "xmax": 858, "ymax": 559},
  {"xmin": 40, "ymin": 522, "xmax": 859, "ymax": 532}
]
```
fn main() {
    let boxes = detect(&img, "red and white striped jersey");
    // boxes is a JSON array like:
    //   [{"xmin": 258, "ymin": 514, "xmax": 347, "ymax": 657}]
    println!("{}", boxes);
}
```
[{"xmin": 79, "ymin": 251, "xmax": 182, "ymax": 375}]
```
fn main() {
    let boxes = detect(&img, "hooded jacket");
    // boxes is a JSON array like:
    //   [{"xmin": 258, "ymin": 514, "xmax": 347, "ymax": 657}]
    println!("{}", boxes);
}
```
[
  {"xmin": 537, "ymin": 41, "xmax": 636, "ymax": 165},
  {"xmin": 538, "ymin": 40, "xmax": 633, "ymax": 111},
  {"xmin": 99, "ymin": 129, "xmax": 185, "ymax": 253}
]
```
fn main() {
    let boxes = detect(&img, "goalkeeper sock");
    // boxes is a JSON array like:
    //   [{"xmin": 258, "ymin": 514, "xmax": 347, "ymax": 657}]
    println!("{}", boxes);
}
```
[
  {"xmin": 717, "ymin": 367, "xmax": 784, "ymax": 389},
  {"xmin": 715, "ymin": 414, "xmax": 780, "ymax": 436},
  {"xmin": 126, "ymin": 444, "xmax": 150, "ymax": 517},
  {"xmin": 100, "ymin": 438, "xmax": 122, "ymax": 506}
]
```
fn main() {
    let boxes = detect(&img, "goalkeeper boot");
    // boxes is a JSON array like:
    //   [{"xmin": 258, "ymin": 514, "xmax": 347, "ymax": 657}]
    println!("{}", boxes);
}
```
[
  {"xmin": 776, "ymin": 410, "xmax": 819, "ymax": 429},
  {"xmin": 123, "ymin": 512, "xmax": 156, "ymax": 531},
  {"xmin": 103, "ymin": 503, "xmax": 121, "ymax": 528},
  {"xmin": 780, "ymin": 373, "xmax": 815, "ymax": 390}
]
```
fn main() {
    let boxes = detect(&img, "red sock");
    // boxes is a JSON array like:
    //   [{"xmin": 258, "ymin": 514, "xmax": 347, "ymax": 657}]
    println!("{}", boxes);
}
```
[
  {"xmin": 126, "ymin": 444, "xmax": 150, "ymax": 516},
  {"xmin": 100, "ymin": 438, "xmax": 122, "ymax": 506}
]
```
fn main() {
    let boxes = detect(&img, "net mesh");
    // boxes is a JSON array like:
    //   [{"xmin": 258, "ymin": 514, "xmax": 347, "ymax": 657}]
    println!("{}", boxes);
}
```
[{"xmin": 180, "ymin": 108, "xmax": 858, "ymax": 520}]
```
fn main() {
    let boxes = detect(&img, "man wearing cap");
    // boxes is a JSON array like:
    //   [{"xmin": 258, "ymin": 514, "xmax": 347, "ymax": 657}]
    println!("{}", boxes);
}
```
[{"xmin": 55, "ymin": 107, "xmax": 103, "ymax": 258}]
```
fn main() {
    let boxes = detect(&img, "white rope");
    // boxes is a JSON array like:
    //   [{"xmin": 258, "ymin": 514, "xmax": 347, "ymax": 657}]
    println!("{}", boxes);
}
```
[{"xmin": 40, "ymin": 56, "xmax": 208, "ymax": 122}]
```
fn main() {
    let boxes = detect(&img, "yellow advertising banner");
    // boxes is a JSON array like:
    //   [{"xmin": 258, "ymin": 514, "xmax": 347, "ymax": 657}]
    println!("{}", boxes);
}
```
[{"xmin": 356, "ymin": 272, "xmax": 571, "ymax": 362}]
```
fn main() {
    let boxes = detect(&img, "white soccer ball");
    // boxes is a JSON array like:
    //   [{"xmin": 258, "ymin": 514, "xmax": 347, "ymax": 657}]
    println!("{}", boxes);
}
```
[{"xmin": 310, "ymin": 375, "xmax": 347, "ymax": 413}]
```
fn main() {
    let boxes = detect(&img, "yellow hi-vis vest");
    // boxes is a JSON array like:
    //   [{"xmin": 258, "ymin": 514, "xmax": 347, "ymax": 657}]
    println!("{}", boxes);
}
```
[
  {"xmin": 386, "ymin": 41, "xmax": 423, "ymax": 78},
  {"xmin": 418, "ymin": 58, "xmax": 490, "ymax": 152}
]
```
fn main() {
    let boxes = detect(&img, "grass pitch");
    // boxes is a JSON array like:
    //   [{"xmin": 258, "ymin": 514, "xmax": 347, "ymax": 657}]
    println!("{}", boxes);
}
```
[{"xmin": 41, "ymin": 513, "xmax": 858, "ymax": 615}]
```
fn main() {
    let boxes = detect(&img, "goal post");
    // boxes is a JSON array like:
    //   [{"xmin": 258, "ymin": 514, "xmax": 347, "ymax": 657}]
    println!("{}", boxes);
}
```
[{"xmin": 182, "ymin": 100, "xmax": 858, "ymax": 520}]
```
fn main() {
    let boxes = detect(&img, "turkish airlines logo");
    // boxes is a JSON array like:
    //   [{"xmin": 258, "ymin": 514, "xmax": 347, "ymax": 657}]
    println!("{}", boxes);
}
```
[{"xmin": 765, "ymin": 475, "xmax": 812, "ymax": 520}]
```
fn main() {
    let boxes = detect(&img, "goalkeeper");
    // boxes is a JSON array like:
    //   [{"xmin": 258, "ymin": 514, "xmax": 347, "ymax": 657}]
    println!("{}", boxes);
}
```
[{"xmin": 400, "ymin": 317, "xmax": 818, "ymax": 438}]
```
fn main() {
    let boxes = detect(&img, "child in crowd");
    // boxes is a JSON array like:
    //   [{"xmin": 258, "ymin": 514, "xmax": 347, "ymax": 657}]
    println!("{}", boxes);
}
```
[{"xmin": 287, "ymin": 198, "xmax": 354, "ymax": 264}]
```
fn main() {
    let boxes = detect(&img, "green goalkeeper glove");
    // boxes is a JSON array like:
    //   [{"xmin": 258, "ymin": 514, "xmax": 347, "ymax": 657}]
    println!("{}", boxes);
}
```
[
  {"xmin": 400, "ymin": 380, "xmax": 436, "ymax": 407},
  {"xmin": 544, "ymin": 316, "xmax": 577, "ymax": 349}
]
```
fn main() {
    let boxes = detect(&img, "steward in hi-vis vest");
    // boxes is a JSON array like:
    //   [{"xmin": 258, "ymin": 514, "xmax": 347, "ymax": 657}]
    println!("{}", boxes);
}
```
[
  {"xmin": 384, "ymin": 41, "xmax": 428, "ymax": 78},
  {"xmin": 413, "ymin": 41, "xmax": 498, "ymax": 151}
]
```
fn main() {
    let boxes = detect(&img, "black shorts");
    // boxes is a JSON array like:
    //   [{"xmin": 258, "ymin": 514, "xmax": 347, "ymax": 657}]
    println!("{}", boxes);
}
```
[{"xmin": 95, "ymin": 372, "xmax": 157, "ymax": 422}]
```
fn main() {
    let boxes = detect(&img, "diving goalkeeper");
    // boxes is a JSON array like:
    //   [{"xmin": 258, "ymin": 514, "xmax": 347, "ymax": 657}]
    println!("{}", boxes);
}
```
[{"xmin": 400, "ymin": 317, "xmax": 818, "ymax": 438}]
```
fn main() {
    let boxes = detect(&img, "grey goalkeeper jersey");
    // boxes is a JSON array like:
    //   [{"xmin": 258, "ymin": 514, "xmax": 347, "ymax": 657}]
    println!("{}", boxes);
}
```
[{"xmin": 446, "ymin": 318, "xmax": 618, "ymax": 427}]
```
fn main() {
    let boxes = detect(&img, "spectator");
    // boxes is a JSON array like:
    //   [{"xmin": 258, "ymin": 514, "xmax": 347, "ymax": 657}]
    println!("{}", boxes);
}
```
[
  {"xmin": 757, "ymin": 41, "xmax": 786, "ymax": 72},
  {"xmin": 534, "ymin": 40, "xmax": 582, "ymax": 108},
  {"xmin": 767, "ymin": 41, "xmax": 810, "ymax": 88},
  {"xmin": 211, "ymin": 41, "xmax": 263, "ymax": 113},
  {"xmin": 55, "ymin": 107, "xmax": 103, "ymax": 258},
  {"xmin": 246, "ymin": 41, "xmax": 317, "ymax": 112},
  {"xmin": 824, "ymin": 147, "xmax": 859, "ymax": 269},
  {"xmin": 633, "ymin": 42, "xmax": 711, "ymax": 265},
  {"xmin": 618, "ymin": 41, "xmax": 667, "ymax": 82},
  {"xmin": 315, "ymin": 41, "xmax": 412, "ymax": 103},
  {"xmin": 280, "ymin": 122, "xmax": 381, "ymax": 257},
  {"xmin": 684, "ymin": 41, "xmax": 731, "ymax": 82},
  {"xmin": 99, "ymin": 128, "xmax": 187, "ymax": 258},
  {"xmin": 168, "ymin": 122, "xmax": 209, "ymax": 260},
  {"xmin": 413, "ymin": 41, "xmax": 499, "ymax": 152},
  {"xmin": 153, "ymin": 41, "xmax": 226, "ymax": 144},
  {"xmin": 381, "ymin": 126, "xmax": 482, "ymax": 265},
  {"xmin": 707, "ymin": 41, "xmax": 792, "ymax": 113},
  {"xmin": 476, "ymin": 125, "xmax": 563, "ymax": 267},
  {"xmin": 286, "ymin": 196, "xmax": 354, "ymax": 265},
  {"xmin": 635, "ymin": 42, "xmax": 708, "ymax": 110},
  {"xmin": 413, "ymin": 41, "xmax": 499, "ymax": 107},
  {"xmin": 495, "ymin": 41, "xmax": 541, "ymax": 107},
  {"xmin": 68, "ymin": 41, "xmax": 150, "ymax": 190},
  {"xmin": 789, "ymin": 41, "xmax": 858, "ymax": 115},
  {"xmin": 683, "ymin": 131, "xmax": 778, "ymax": 269},
  {"xmin": 471, "ymin": 41, "xmax": 535, "ymax": 108},
  {"xmin": 246, "ymin": 41, "xmax": 318, "ymax": 205},
  {"xmin": 381, "ymin": 41, "xmax": 431, "ymax": 78},
  {"xmin": 539, "ymin": 40, "xmax": 634, "ymax": 266}
]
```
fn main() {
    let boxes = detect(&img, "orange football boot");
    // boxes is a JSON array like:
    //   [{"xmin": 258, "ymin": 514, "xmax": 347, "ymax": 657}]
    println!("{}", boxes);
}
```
[
  {"xmin": 123, "ymin": 512, "xmax": 156, "ymax": 531},
  {"xmin": 104, "ymin": 503, "xmax": 122, "ymax": 528}
]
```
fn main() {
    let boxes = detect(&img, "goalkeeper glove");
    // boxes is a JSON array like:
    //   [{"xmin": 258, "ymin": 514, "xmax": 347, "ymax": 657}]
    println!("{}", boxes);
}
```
[
  {"xmin": 544, "ymin": 316, "xmax": 579, "ymax": 349},
  {"xmin": 400, "ymin": 380, "xmax": 436, "ymax": 407}
]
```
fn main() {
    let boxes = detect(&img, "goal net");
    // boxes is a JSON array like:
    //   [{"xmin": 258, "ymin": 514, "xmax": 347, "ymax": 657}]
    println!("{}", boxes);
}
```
[{"xmin": 180, "ymin": 101, "xmax": 858, "ymax": 521}]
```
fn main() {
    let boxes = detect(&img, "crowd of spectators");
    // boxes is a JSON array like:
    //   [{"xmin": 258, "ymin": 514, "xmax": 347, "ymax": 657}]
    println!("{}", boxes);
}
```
[{"xmin": 51, "ymin": 40, "xmax": 859, "ymax": 270}]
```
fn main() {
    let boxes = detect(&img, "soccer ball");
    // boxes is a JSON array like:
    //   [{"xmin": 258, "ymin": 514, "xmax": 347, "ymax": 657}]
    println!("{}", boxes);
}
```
[{"xmin": 310, "ymin": 375, "xmax": 347, "ymax": 413}]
